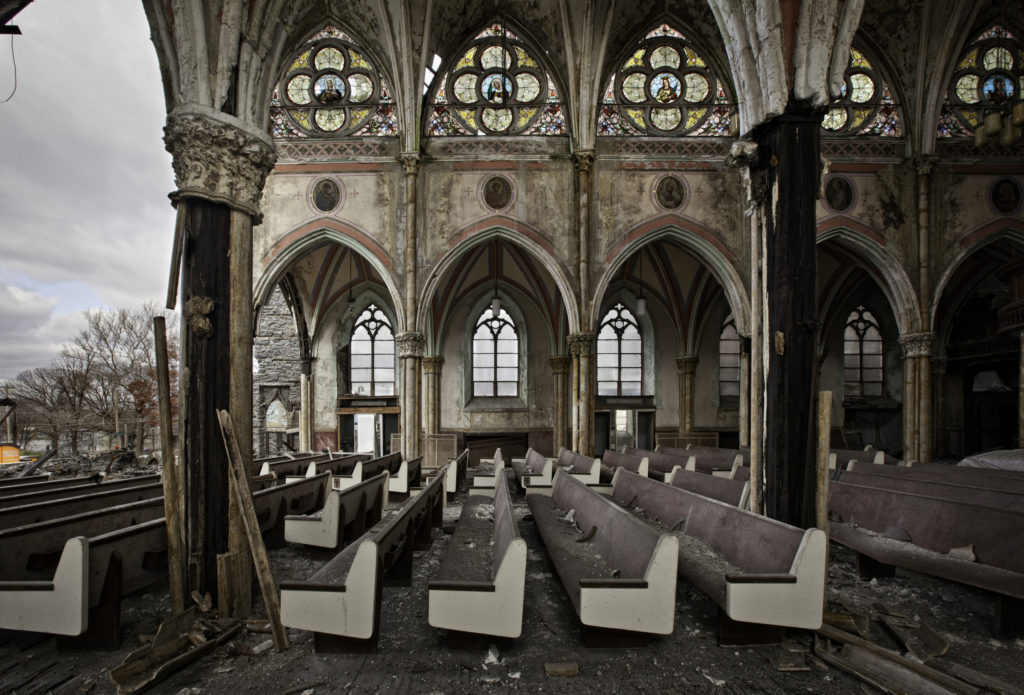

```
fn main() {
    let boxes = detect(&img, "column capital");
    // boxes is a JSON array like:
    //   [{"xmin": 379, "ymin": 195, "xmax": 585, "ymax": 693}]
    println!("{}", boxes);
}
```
[
  {"xmin": 550, "ymin": 356, "xmax": 571, "ymax": 374},
  {"xmin": 299, "ymin": 357, "xmax": 313, "ymax": 376},
  {"xmin": 396, "ymin": 331, "xmax": 426, "ymax": 358},
  {"xmin": 571, "ymin": 150, "xmax": 594, "ymax": 174},
  {"xmin": 676, "ymin": 355, "xmax": 698, "ymax": 374},
  {"xmin": 899, "ymin": 331, "xmax": 935, "ymax": 358},
  {"xmin": 912, "ymin": 154, "xmax": 939, "ymax": 176},
  {"xmin": 399, "ymin": 152, "xmax": 421, "ymax": 175},
  {"xmin": 568, "ymin": 332, "xmax": 596, "ymax": 356},
  {"xmin": 164, "ymin": 105, "xmax": 277, "ymax": 217},
  {"xmin": 422, "ymin": 355, "xmax": 444, "ymax": 374}
]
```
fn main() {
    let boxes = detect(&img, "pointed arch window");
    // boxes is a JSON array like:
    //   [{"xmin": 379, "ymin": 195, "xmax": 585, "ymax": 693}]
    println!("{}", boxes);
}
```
[
  {"xmin": 271, "ymin": 25, "xmax": 397, "ymax": 137},
  {"xmin": 473, "ymin": 307, "xmax": 519, "ymax": 396},
  {"xmin": 427, "ymin": 23, "xmax": 565, "ymax": 136},
  {"xmin": 598, "ymin": 23, "xmax": 734, "ymax": 136},
  {"xmin": 844, "ymin": 306, "xmax": 883, "ymax": 397},
  {"xmin": 350, "ymin": 304, "xmax": 395, "ymax": 396},
  {"xmin": 822, "ymin": 48, "xmax": 902, "ymax": 136},
  {"xmin": 718, "ymin": 318, "xmax": 740, "ymax": 401},
  {"xmin": 939, "ymin": 25, "xmax": 1024, "ymax": 137},
  {"xmin": 597, "ymin": 303, "xmax": 642, "ymax": 396}
]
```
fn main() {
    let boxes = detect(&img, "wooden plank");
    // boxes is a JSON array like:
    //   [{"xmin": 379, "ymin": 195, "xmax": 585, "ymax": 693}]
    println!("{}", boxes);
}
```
[
  {"xmin": 165, "ymin": 204, "xmax": 185, "ymax": 310},
  {"xmin": 154, "ymin": 316, "xmax": 186, "ymax": 614},
  {"xmin": 217, "ymin": 409, "xmax": 289, "ymax": 651}
]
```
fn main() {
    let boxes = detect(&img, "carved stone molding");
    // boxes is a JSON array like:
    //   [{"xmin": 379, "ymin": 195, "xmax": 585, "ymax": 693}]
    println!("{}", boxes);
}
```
[
  {"xmin": 899, "ymin": 332, "xmax": 935, "ymax": 358},
  {"xmin": 396, "ymin": 331, "xmax": 426, "ymax": 358},
  {"xmin": 549, "ymin": 356, "xmax": 571, "ymax": 374},
  {"xmin": 568, "ymin": 332, "xmax": 596, "ymax": 357},
  {"xmin": 422, "ymin": 355, "xmax": 444, "ymax": 374},
  {"xmin": 164, "ymin": 105, "xmax": 277, "ymax": 217},
  {"xmin": 399, "ymin": 152, "xmax": 421, "ymax": 176},
  {"xmin": 676, "ymin": 355, "xmax": 698, "ymax": 374},
  {"xmin": 572, "ymin": 150, "xmax": 595, "ymax": 174},
  {"xmin": 913, "ymin": 154, "xmax": 939, "ymax": 177}
]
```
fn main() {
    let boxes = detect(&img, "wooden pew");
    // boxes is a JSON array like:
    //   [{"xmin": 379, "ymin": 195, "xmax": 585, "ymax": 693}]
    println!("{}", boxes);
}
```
[
  {"xmin": 0, "ymin": 481, "xmax": 164, "ymax": 531},
  {"xmin": 428, "ymin": 470, "xmax": 526, "ymax": 638},
  {"xmin": 467, "ymin": 448, "xmax": 505, "ymax": 496},
  {"xmin": 331, "ymin": 452, "xmax": 402, "ymax": 491},
  {"xmin": 611, "ymin": 469, "xmax": 825, "ymax": 639},
  {"xmin": 829, "ymin": 447, "xmax": 887, "ymax": 470},
  {"xmin": 555, "ymin": 448, "xmax": 601, "ymax": 485},
  {"xmin": 439, "ymin": 449, "xmax": 469, "ymax": 494},
  {"xmin": 0, "ymin": 474, "xmax": 159, "ymax": 507},
  {"xmin": 0, "ymin": 473, "xmax": 51, "ymax": 487},
  {"xmin": 388, "ymin": 455, "xmax": 423, "ymax": 496},
  {"xmin": 669, "ymin": 445, "xmax": 751, "ymax": 465},
  {"xmin": 526, "ymin": 470, "xmax": 678, "ymax": 638},
  {"xmin": 626, "ymin": 447, "xmax": 690, "ymax": 482},
  {"xmin": 837, "ymin": 469, "xmax": 1024, "ymax": 512},
  {"xmin": 666, "ymin": 466, "xmax": 749, "ymax": 508},
  {"xmin": 846, "ymin": 460, "xmax": 1024, "ymax": 493},
  {"xmin": 282, "ymin": 453, "xmax": 370, "ymax": 483},
  {"xmin": 599, "ymin": 450, "xmax": 648, "ymax": 485},
  {"xmin": 0, "ymin": 475, "xmax": 95, "ymax": 498},
  {"xmin": 828, "ymin": 481, "xmax": 1024, "ymax": 634},
  {"xmin": 279, "ymin": 464, "xmax": 448, "ymax": 652},
  {"xmin": 285, "ymin": 471, "xmax": 389, "ymax": 548},
  {"xmin": 510, "ymin": 448, "xmax": 554, "ymax": 489},
  {"xmin": 0, "ymin": 472, "xmax": 330, "ymax": 645},
  {"xmin": 258, "ymin": 452, "xmax": 335, "ymax": 479}
]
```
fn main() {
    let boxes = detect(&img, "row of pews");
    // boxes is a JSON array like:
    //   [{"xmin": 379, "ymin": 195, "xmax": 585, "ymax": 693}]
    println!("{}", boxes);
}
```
[{"xmin": 0, "ymin": 449, "xmax": 425, "ymax": 646}]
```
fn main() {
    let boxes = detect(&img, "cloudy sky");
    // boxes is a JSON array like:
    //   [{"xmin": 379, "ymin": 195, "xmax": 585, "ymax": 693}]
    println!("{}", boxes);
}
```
[{"xmin": 0, "ymin": 0, "xmax": 176, "ymax": 382}]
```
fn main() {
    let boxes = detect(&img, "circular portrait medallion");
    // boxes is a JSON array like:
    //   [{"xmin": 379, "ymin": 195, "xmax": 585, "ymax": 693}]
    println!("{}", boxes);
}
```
[
  {"xmin": 482, "ymin": 176, "xmax": 513, "ymax": 210},
  {"xmin": 824, "ymin": 176, "xmax": 854, "ymax": 212},
  {"xmin": 311, "ymin": 178, "xmax": 341, "ymax": 213},
  {"xmin": 655, "ymin": 175, "xmax": 686, "ymax": 210},
  {"xmin": 992, "ymin": 177, "xmax": 1022, "ymax": 215}
]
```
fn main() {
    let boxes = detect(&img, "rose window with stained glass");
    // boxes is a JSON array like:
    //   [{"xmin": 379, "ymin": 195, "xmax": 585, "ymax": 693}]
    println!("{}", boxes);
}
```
[
  {"xmin": 598, "ymin": 24, "xmax": 734, "ymax": 136},
  {"xmin": 938, "ymin": 25, "xmax": 1024, "ymax": 138},
  {"xmin": 427, "ymin": 24, "xmax": 565, "ymax": 136},
  {"xmin": 271, "ymin": 26, "xmax": 397, "ymax": 137},
  {"xmin": 821, "ymin": 48, "xmax": 901, "ymax": 136}
]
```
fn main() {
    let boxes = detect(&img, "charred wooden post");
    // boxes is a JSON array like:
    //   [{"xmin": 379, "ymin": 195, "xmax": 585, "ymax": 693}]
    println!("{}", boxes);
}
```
[
  {"xmin": 757, "ymin": 106, "xmax": 822, "ymax": 529},
  {"xmin": 164, "ymin": 108, "xmax": 275, "ymax": 611}
]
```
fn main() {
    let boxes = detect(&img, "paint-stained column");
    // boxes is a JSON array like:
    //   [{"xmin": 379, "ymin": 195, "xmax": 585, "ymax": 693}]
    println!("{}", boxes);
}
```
[
  {"xmin": 397, "ymin": 332, "xmax": 424, "ymax": 458},
  {"xmin": 299, "ymin": 357, "xmax": 312, "ymax": 452},
  {"xmin": 164, "ymin": 107, "xmax": 276, "ymax": 611},
  {"xmin": 899, "ymin": 332, "xmax": 933, "ymax": 462},
  {"xmin": 422, "ymin": 356, "xmax": 444, "ymax": 436},
  {"xmin": 569, "ymin": 333, "xmax": 595, "ymax": 455},
  {"xmin": 676, "ymin": 356, "xmax": 698, "ymax": 433},
  {"xmin": 550, "ymin": 356, "xmax": 571, "ymax": 453},
  {"xmin": 573, "ymin": 151, "xmax": 594, "ymax": 322}
]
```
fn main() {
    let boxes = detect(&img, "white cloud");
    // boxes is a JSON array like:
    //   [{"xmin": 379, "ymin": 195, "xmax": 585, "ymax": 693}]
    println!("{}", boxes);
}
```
[{"xmin": 0, "ymin": 283, "xmax": 86, "ymax": 381}]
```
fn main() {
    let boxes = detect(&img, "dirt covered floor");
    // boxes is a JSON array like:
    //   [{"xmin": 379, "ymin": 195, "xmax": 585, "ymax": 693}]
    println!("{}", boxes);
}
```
[{"xmin": 1, "ymin": 480, "xmax": 1022, "ymax": 695}]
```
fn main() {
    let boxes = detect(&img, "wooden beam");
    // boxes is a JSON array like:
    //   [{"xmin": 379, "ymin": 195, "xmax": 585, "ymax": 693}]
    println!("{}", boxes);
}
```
[
  {"xmin": 154, "ymin": 316, "xmax": 186, "ymax": 614},
  {"xmin": 217, "ymin": 409, "xmax": 289, "ymax": 651}
]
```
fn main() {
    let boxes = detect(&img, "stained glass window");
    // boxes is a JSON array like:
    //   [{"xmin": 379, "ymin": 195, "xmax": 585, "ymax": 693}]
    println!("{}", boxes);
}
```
[
  {"xmin": 844, "ymin": 306, "xmax": 883, "ymax": 398},
  {"xmin": 473, "ymin": 308, "xmax": 519, "ymax": 397},
  {"xmin": 939, "ymin": 25, "xmax": 1024, "ymax": 138},
  {"xmin": 597, "ymin": 303, "xmax": 642, "ymax": 397},
  {"xmin": 272, "ymin": 26, "xmax": 397, "ymax": 137},
  {"xmin": 822, "ymin": 48, "xmax": 902, "ymax": 136},
  {"xmin": 350, "ymin": 304, "xmax": 395, "ymax": 396},
  {"xmin": 427, "ymin": 24, "xmax": 565, "ymax": 136},
  {"xmin": 718, "ymin": 318, "xmax": 740, "ymax": 401},
  {"xmin": 598, "ymin": 24, "xmax": 734, "ymax": 136}
]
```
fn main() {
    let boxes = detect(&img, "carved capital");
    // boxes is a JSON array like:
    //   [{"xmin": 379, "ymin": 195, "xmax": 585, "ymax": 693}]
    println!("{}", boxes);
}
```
[
  {"xmin": 568, "ymin": 332, "xmax": 596, "ymax": 356},
  {"xmin": 676, "ymin": 355, "xmax": 698, "ymax": 374},
  {"xmin": 396, "ymin": 331, "xmax": 426, "ymax": 358},
  {"xmin": 913, "ymin": 154, "xmax": 939, "ymax": 177},
  {"xmin": 725, "ymin": 138, "xmax": 760, "ymax": 170},
  {"xmin": 422, "ymin": 355, "xmax": 444, "ymax": 374},
  {"xmin": 571, "ymin": 150, "xmax": 594, "ymax": 174},
  {"xmin": 164, "ymin": 105, "xmax": 276, "ymax": 217},
  {"xmin": 899, "ymin": 331, "xmax": 935, "ymax": 358},
  {"xmin": 399, "ymin": 152, "xmax": 421, "ymax": 176},
  {"xmin": 549, "ymin": 356, "xmax": 571, "ymax": 375}
]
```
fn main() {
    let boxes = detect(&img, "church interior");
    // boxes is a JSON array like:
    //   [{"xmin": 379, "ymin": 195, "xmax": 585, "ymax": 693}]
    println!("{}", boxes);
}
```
[{"xmin": 2, "ymin": 0, "xmax": 1024, "ymax": 692}]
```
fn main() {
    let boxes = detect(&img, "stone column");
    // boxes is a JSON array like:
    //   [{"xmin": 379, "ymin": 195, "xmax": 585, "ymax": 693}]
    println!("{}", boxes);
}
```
[
  {"xmin": 1020, "ymin": 332, "xmax": 1024, "ymax": 448},
  {"xmin": 738, "ymin": 341, "xmax": 750, "ymax": 447},
  {"xmin": 422, "ymin": 356, "xmax": 444, "ymax": 436},
  {"xmin": 573, "ymin": 151, "xmax": 594, "ymax": 324},
  {"xmin": 397, "ymin": 332, "xmax": 424, "ymax": 458},
  {"xmin": 899, "ymin": 332, "xmax": 934, "ymax": 462},
  {"xmin": 569, "ymin": 333, "xmax": 595, "ymax": 455},
  {"xmin": 400, "ymin": 153, "xmax": 420, "ymax": 331},
  {"xmin": 676, "ymin": 356, "xmax": 698, "ymax": 433},
  {"xmin": 299, "ymin": 357, "xmax": 312, "ymax": 452},
  {"xmin": 550, "ymin": 356, "xmax": 571, "ymax": 453},
  {"xmin": 164, "ymin": 106, "xmax": 276, "ymax": 613},
  {"xmin": 930, "ymin": 357, "xmax": 947, "ymax": 458}
]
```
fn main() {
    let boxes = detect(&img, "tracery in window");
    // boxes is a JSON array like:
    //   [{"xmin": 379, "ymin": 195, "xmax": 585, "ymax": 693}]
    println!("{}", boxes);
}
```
[
  {"xmin": 718, "ymin": 318, "xmax": 740, "ymax": 401},
  {"xmin": 271, "ymin": 25, "xmax": 397, "ymax": 138},
  {"xmin": 597, "ymin": 303, "xmax": 642, "ymax": 396},
  {"xmin": 350, "ymin": 304, "xmax": 395, "ymax": 396},
  {"xmin": 821, "ymin": 48, "xmax": 902, "ymax": 136},
  {"xmin": 473, "ymin": 307, "xmax": 519, "ymax": 396},
  {"xmin": 844, "ymin": 306, "xmax": 883, "ymax": 397},
  {"xmin": 598, "ymin": 23, "xmax": 734, "ymax": 136},
  {"xmin": 938, "ymin": 25, "xmax": 1024, "ymax": 137},
  {"xmin": 427, "ymin": 24, "xmax": 565, "ymax": 136}
]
